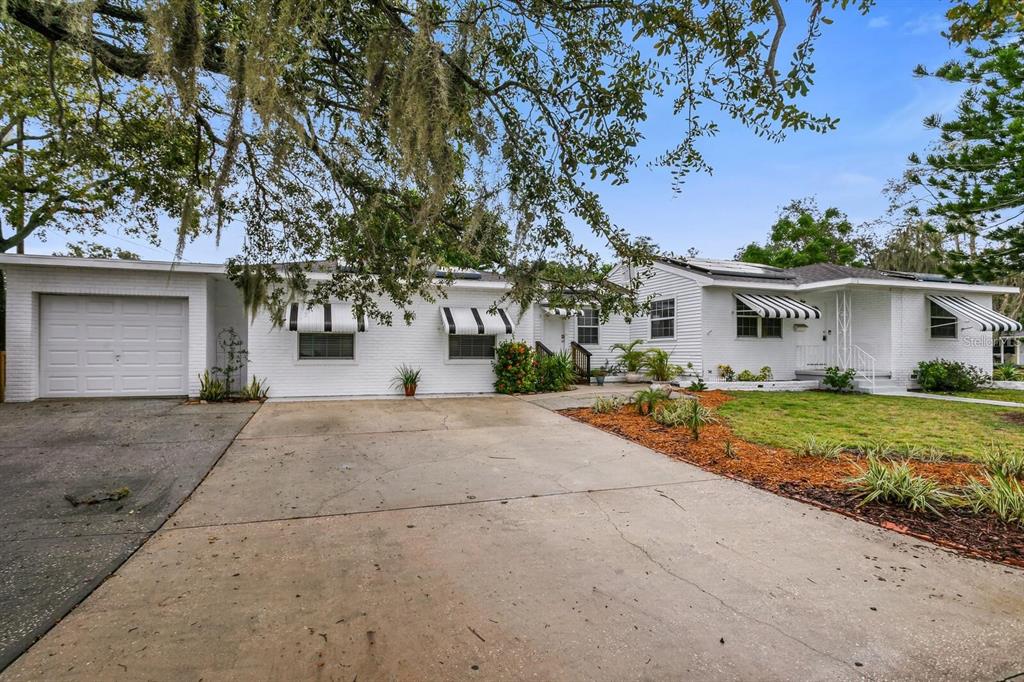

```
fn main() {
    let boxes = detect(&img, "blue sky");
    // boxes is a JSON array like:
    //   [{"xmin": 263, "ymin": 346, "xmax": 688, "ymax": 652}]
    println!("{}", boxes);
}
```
[{"xmin": 24, "ymin": 1, "xmax": 962, "ymax": 263}]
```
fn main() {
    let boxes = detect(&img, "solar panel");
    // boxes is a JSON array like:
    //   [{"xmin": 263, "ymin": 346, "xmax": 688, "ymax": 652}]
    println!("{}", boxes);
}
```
[{"xmin": 682, "ymin": 258, "xmax": 794, "ymax": 280}]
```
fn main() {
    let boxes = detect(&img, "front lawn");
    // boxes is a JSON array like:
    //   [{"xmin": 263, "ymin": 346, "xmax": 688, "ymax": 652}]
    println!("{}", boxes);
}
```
[
  {"xmin": 717, "ymin": 390, "xmax": 1024, "ymax": 459},
  {"xmin": 924, "ymin": 388, "xmax": 1024, "ymax": 404}
]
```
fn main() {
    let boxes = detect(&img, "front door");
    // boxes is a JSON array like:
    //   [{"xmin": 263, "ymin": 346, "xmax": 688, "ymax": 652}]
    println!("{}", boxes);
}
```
[{"xmin": 542, "ymin": 315, "xmax": 566, "ymax": 351}]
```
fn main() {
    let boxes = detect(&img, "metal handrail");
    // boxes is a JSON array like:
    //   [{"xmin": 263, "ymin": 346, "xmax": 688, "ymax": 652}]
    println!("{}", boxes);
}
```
[{"xmin": 851, "ymin": 345, "xmax": 876, "ymax": 390}]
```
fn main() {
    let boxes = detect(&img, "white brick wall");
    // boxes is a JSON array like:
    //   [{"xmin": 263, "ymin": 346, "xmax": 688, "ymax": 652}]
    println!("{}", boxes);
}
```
[
  {"xmin": 2, "ymin": 264, "xmax": 211, "ymax": 401},
  {"xmin": 889, "ymin": 289, "xmax": 994, "ymax": 381},
  {"xmin": 247, "ymin": 288, "xmax": 533, "ymax": 397}
]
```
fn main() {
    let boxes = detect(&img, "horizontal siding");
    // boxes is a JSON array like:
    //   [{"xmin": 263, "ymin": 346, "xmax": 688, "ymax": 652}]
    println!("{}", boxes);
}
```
[
  {"xmin": 700, "ymin": 287, "xmax": 799, "ymax": 380},
  {"xmin": 248, "ymin": 289, "xmax": 532, "ymax": 397}
]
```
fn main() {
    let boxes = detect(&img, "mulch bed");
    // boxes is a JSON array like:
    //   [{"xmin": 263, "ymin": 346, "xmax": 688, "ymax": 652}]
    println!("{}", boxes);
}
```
[{"xmin": 561, "ymin": 390, "xmax": 1024, "ymax": 569}]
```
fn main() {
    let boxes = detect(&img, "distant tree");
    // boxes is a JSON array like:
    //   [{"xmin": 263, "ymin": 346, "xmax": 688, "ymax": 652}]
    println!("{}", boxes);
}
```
[
  {"xmin": 736, "ymin": 198, "xmax": 876, "ymax": 268},
  {"xmin": 54, "ymin": 241, "xmax": 140, "ymax": 260}
]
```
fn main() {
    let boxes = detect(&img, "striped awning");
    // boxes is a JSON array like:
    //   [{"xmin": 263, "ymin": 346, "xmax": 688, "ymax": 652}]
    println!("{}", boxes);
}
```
[
  {"xmin": 735, "ymin": 293, "xmax": 821, "ymax": 320},
  {"xmin": 542, "ymin": 306, "xmax": 582, "ymax": 317},
  {"xmin": 927, "ymin": 295, "xmax": 1022, "ymax": 333},
  {"xmin": 440, "ymin": 307, "xmax": 515, "ymax": 335},
  {"xmin": 287, "ymin": 302, "xmax": 366, "ymax": 333}
]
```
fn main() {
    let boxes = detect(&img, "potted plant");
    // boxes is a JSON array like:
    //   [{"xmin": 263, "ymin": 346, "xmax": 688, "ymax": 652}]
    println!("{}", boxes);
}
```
[
  {"xmin": 392, "ymin": 365, "xmax": 422, "ymax": 397},
  {"xmin": 591, "ymin": 361, "xmax": 612, "ymax": 386},
  {"xmin": 611, "ymin": 340, "xmax": 648, "ymax": 383}
]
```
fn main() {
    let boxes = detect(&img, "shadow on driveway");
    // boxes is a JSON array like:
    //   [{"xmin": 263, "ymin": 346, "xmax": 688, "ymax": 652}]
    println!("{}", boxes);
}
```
[{"xmin": 0, "ymin": 398, "xmax": 257, "ymax": 671}]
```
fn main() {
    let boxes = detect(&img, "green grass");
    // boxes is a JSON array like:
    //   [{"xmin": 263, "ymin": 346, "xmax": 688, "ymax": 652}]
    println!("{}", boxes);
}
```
[
  {"xmin": 926, "ymin": 388, "xmax": 1024, "ymax": 404},
  {"xmin": 718, "ymin": 391, "xmax": 1024, "ymax": 460}
]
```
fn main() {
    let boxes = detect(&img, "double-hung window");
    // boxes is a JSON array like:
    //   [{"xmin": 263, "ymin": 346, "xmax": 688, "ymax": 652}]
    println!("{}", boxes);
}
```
[
  {"xmin": 930, "ymin": 301, "xmax": 958, "ymax": 339},
  {"xmin": 577, "ymin": 308, "xmax": 599, "ymax": 346},
  {"xmin": 736, "ymin": 300, "xmax": 783, "ymax": 339},
  {"xmin": 448, "ymin": 334, "xmax": 496, "ymax": 360},
  {"xmin": 298, "ymin": 333, "xmax": 355, "ymax": 359},
  {"xmin": 650, "ymin": 299, "xmax": 675, "ymax": 339}
]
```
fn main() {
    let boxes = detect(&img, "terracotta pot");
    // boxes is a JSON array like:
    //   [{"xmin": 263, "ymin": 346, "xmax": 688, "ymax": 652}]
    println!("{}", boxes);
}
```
[{"xmin": 404, "ymin": 384, "xmax": 417, "ymax": 397}]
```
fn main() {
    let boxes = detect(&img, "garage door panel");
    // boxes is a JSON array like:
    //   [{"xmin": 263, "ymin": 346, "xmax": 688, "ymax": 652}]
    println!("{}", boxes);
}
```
[
  {"xmin": 84, "ymin": 350, "xmax": 116, "ymax": 367},
  {"xmin": 40, "ymin": 295, "xmax": 188, "ymax": 398},
  {"xmin": 121, "ymin": 325, "xmax": 152, "ymax": 340},
  {"xmin": 155, "ymin": 325, "xmax": 184, "ymax": 341},
  {"xmin": 86, "ymin": 299, "xmax": 116, "ymax": 314}
]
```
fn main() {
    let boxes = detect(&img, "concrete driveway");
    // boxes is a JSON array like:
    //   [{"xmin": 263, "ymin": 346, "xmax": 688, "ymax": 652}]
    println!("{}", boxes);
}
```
[
  {"xmin": 3, "ymin": 394, "xmax": 1024, "ymax": 680},
  {"xmin": 0, "ymin": 398, "xmax": 257, "ymax": 671}
]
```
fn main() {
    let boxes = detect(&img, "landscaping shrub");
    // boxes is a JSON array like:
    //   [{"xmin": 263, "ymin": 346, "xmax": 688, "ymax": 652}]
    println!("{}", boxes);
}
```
[
  {"xmin": 736, "ymin": 369, "xmax": 758, "ymax": 382},
  {"xmin": 822, "ymin": 366, "xmax": 856, "ymax": 391},
  {"xmin": 611, "ymin": 340, "xmax": 648, "ymax": 374},
  {"xmin": 964, "ymin": 472, "xmax": 1024, "ymax": 526},
  {"xmin": 993, "ymin": 363, "xmax": 1022, "ymax": 381},
  {"xmin": 653, "ymin": 399, "xmax": 716, "ymax": 440},
  {"xmin": 735, "ymin": 367, "xmax": 773, "ymax": 382},
  {"xmin": 591, "ymin": 396, "xmax": 624, "ymax": 414},
  {"xmin": 645, "ymin": 349, "xmax": 682, "ymax": 382},
  {"xmin": 717, "ymin": 364, "xmax": 735, "ymax": 381},
  {"xmin": 979, "ymin": 447, "xmax": 1024, "ymax": 479},
  {"xmin": 798, "ymin": 437, "xmax": 844, "ymax": 460},
  {"xmin": 537, "ymin": 351, "xmax": 576, "ymax": 392},
  {"xmin": 848, "ymin": 457, "xmax": 955, "ymax": 515},
  {"xmin": 238, "ymin": 376, "xmax": 270, "ymax": 400},
  {"xmin": 915, "ymin": 359, "xmax": 988, "ymax": 392},
  {"xmin": 632, "ymin": 387, "xmax": 670, "ymax": 415},
  {"xmin": 494, "ymin": 341, "xmax": 537, "ymax": 394},
  {"xmin": 688, "ymin": 377, "xmax": 708, "ymax": 391},
  {"xmin": 198, "ymin": 370, "xmax": 229, "ymax": 401}
]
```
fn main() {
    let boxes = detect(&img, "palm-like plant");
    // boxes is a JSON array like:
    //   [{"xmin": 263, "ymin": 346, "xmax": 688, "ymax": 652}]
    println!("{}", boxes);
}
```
[
  {"xmin": 611, "ymin": 339, "xmax": 648, "ymax": 374},
  {"xmin": 645, "ymin": 348, "xmax": 683, "ymax": 382},
  {"xmin": 681, "ymin": 399, "xmax": 717, "ymax": 441},
  {"xmin": 632, "ymin": 387, "xmax": 669, "ymax": 415}
]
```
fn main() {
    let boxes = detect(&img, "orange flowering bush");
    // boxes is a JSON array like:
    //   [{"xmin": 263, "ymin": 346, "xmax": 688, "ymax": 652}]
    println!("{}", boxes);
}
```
[{"xmin": 494, "ymin": 341, "xmax": 538, "ymax": 394}]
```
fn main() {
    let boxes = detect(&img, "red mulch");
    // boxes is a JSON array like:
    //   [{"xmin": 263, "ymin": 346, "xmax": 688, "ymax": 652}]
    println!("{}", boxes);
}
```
[{"xmin": 562, "ymin": 390, "xmax": 1024, "ymax": 568}]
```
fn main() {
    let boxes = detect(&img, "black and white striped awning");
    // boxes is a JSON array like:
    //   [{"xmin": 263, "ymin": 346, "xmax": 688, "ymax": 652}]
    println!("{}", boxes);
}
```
[
  {"xmin": 927, "ymin": 295, "xmax": 1022, "ymax": 333},
  {"xmin": 542, "ymin": 306, "xmax": 582, "ymax": 317},
  {"xmin": 288, "ymin": 302, "xmax": 366, "ymax": 333},
  {"xmin": 440, "ymin": 307, "xmax": 515, "ymax": 335},
  {"xmin": 734, "ymin": 293, "xmax": 821, "ymax": 320}
]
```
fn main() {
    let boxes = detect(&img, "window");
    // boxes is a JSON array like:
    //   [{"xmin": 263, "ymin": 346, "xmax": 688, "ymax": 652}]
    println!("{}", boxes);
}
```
[
  {"xmin": 930, "ymin": 301, "xmax": 958, "ymax": 339},
  {"xmin": 448, "ymin": 334, "xmax": 496, "ymax": 360},
  {"xmin": 577, "ymin": 308, "xmax": 599, "ymax": 346},
  {"xmin": 650, "ymin": 299, "xmax": 675, "ymax": 339},
  {"xmin": 298, "ymin": 333, "xmax": 354, "ymax": 359},
  {"xmin": 736, "ymin": 300, "xmax": 783, "ymax": 339},
  {"xmin": 736, "ymin": 301, "xmax": 759, "ymax": 338}
]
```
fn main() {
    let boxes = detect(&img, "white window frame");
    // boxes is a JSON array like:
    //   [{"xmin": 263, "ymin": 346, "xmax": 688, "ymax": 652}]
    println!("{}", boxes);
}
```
[
  {"xmin": 445, "ymin": 334, "xmax": 498, "ymax": 364},
  {"xmin": 650, "ymin": 298, "xmax": 675, "ymax": 340},
  {"xmin": 296, "ymin": 332, "xmax": 358, "ymax": 363},
  {"xmin": 929, "ymin": 301, "xmax": 959, "ymax": 340},
  {"xmin": 735, "ymin": 300, "xmax": 783, "ymax": 340},
  {"xmin": 577, "ymin": 308, "xmax": 599, "ymax": 346}
]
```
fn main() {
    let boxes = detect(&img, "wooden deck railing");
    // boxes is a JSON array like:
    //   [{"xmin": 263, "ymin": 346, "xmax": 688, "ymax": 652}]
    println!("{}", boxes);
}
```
[
  {"xmin": 569, "ymin": 341, "xmax": 591, "ymax": 383},
  {"xmin": 535, "ymin": 341, "xmax": 553, "ymax": 357},
  {"xmin": 0, "ymin": 351, "xmax": 6, "ymax": 402}
]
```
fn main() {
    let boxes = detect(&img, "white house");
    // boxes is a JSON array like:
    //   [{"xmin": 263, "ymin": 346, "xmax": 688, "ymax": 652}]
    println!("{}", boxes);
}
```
[
  {"xmin": 592, "ymin": 257, "xmax": 1022, "ymax": 391},
  {"xmin": 0, "ymin": 253, "xmax": 1020, "ymax": 401}
]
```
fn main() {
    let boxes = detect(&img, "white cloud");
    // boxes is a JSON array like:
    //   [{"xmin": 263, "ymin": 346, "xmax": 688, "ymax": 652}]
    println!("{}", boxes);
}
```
[
  {"xmin": 867, "ymin": 16, "xmax": 890, "ymax": 29},
  {"xmin": 903, "ymin": 14, "xmax": 947, "ymax": 36}
]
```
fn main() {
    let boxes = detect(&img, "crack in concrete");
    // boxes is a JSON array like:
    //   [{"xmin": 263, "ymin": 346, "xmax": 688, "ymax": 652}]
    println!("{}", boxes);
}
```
[
  {"xmin": 585, "ymin": 493, "xmax": 871, "ymax": 679},
  {"xmin": 163, "ymin": 478, "xmax": 723, "ymax": 533}
]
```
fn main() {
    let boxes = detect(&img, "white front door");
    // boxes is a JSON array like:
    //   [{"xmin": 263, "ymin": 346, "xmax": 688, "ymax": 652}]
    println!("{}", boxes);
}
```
[
  {"xmin": 542, "ymin": 315, "xmax": 566, "ymax": 351},
  {"xmin": 39, "ymin": 295, "xmax": 189, "ymax": 397}
]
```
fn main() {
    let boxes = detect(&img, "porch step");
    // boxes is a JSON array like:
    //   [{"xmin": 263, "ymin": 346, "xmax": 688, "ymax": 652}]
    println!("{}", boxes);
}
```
[{"xmin": 855, "ymin": 377, "xmax": 907, "ymax": 395}]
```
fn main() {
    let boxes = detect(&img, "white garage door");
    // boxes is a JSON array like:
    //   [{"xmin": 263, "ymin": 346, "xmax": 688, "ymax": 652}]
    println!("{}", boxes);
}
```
[{"xmin": 40, "ymin": 295, "xmax": 188, "ymax": 397}]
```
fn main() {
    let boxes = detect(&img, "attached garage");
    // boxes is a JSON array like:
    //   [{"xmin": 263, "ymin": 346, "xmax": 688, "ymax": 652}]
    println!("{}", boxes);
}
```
[{"xmin": 39, "ymin": 295, "xmax": 189, "ymax": 397}]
